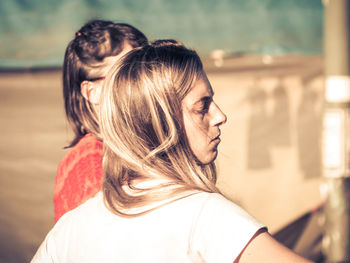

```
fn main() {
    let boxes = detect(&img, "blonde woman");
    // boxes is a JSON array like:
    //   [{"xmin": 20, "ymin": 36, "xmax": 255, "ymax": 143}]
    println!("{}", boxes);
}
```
[{"xmin": 32, "ymin": 40, "xmax": 312, "ymax": 263}]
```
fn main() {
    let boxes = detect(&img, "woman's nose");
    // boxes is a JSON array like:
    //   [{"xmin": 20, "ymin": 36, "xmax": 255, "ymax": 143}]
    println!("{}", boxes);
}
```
[{"xmin": 210, "ymin": 103, "xmax": 227, "ymax": 126}]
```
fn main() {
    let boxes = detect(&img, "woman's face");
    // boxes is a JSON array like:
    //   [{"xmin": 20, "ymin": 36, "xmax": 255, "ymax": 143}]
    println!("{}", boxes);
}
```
[{"xmin": 182, "ymin": 74, "xmax": 227, "ymax": 164}]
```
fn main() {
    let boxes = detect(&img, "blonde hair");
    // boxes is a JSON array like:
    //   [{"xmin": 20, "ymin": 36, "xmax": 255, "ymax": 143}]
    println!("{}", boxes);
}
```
[{"xmin": 99, "ymin": 40, "xmax": 220, "ymax": 216}]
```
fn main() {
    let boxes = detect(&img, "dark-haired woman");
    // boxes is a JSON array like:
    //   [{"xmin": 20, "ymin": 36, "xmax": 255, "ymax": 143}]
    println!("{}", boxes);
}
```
[{"xmin": 54, "ymin": 20, "xmax": 148, "ymax": 221}]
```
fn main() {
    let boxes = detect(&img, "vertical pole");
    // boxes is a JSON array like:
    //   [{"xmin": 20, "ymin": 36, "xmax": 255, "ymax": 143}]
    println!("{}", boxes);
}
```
[{"xmin": 323, "ymin": 0, "xmax": 350, "ymax": 262}]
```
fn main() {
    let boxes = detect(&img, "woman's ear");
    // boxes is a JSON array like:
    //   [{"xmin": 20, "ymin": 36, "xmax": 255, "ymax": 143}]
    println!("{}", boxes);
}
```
[{"xmin": 80, "ymin": 80, "xmax": 101, "ymax": 105}]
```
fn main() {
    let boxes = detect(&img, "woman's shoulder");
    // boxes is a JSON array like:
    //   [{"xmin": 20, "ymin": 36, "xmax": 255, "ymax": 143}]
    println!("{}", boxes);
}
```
[
  {"xmin": 56, "ymin": 133, "xmax": 103, "ymax": 176},
  {"xmin": 173, "ymin": 191, "xmax": 244, "ymax": 212},
  {"xmin": 50, "ymin": 192, "xmax": 106, "ymax": 244},
  {"xmin": 188, "ymin": 192, "xmax": 266, "ymax": 263},
  {"xmin": 172, "ymin": 191, "xmax": 263, "ymax": 227},
  {"xmin": 32, "ymin": 193, "xmax": 105, "ymax": 262},
  {"xmin": 55, "ymin": 192, "xmax": 103, "ymax": 223},
  {"xmin": 72, "ymin": 133, "xmax": 103, "ymax": 154},
  {"xmin": 196, "ymin": 192, "xmax": 264, "ymax": 226}
]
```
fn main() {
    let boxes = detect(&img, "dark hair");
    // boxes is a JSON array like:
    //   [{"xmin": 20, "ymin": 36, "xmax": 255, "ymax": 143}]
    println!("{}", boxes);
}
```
[{"xmin": 63, "ymin": 19, "xmax": 148, "ymax": 147}]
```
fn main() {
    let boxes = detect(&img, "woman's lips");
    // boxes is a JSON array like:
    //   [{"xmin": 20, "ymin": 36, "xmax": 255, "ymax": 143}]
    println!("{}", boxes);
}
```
[{"xmin": 211, "ymin": 135, "xmax": 221, "ymax": 145}]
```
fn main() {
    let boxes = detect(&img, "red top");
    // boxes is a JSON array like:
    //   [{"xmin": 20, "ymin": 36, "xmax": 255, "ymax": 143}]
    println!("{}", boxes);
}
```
[{"xmin": 54, "ymin": 134, "xmax": 103, "ymax": 222}]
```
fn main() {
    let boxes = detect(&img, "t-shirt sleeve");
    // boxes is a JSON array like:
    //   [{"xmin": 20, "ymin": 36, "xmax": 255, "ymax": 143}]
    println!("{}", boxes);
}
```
[{"xmin": 189, "ymin": 193, "xmax": 266, "ymax": 263}]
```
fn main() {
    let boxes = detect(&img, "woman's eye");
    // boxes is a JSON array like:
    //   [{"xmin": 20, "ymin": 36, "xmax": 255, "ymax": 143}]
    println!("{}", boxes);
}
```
[{"xmin": 197, "ymin": 98, "xmax": 211, "ymax": 114}]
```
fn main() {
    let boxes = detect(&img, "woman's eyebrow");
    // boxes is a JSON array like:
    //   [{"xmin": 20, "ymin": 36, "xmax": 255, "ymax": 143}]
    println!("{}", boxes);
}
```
[{"xmin": 193, "ymin": 96, "xmax": 212, "ymax": 105}]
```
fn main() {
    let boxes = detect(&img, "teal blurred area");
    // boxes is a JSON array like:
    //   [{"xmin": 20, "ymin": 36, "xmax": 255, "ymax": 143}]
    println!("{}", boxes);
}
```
[{"xmin": 0, "ymin": 0, "xmax": 323, "ymax": 68}]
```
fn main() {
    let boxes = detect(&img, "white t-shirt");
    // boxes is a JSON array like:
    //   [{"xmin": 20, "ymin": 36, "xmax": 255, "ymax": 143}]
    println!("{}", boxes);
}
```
[{"xmin": 31, "ymin": 192, "xmax": 265, "ymax": 263}]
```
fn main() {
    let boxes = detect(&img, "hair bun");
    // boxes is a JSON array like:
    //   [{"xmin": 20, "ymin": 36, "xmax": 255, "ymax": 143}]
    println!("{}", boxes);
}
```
[{"xmin": 151, "ymin": 39, "xmax": 184, "ymax": 48}]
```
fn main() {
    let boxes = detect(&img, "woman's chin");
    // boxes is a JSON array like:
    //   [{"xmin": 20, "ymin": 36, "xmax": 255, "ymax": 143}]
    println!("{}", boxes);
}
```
[{"xmin": 197, "ymin": 150, "xmax": 218, "ymax": 165}]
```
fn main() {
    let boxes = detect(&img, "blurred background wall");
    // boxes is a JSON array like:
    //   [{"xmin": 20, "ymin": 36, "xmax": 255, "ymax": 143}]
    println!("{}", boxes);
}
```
[
  {"xmin": 0, "ymin": 0, "xmax": 324, "ymax": 262},
  {"xmin": 0, "ymin": 0, "xmax": 322, "ymax": 68}
]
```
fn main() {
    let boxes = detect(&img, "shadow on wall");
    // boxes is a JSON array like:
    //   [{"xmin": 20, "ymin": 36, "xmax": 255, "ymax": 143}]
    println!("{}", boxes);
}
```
[{"xmin": 246, "ymin": 70, "xmax": 323, "ymax": 179}]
